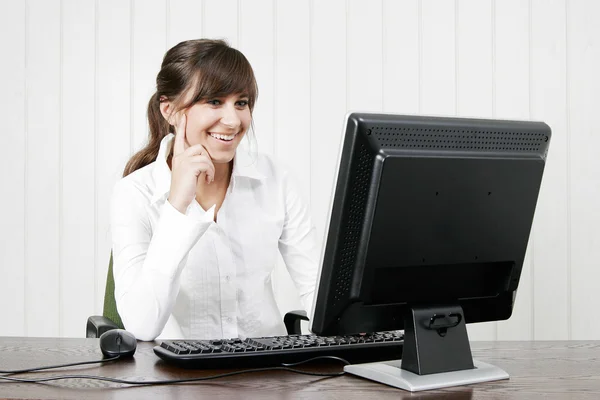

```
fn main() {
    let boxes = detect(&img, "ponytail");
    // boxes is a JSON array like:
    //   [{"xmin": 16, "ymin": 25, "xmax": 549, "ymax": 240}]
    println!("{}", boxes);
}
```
[{"xmin": 122, "ymin": 93, "xmax": 171, "ymax": 177}]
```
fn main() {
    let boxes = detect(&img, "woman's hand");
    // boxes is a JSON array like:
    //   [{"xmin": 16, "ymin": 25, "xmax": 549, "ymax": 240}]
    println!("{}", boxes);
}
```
[{"xmin": 167, "ymin": 114, "xmax": 215, "ymax": 214}]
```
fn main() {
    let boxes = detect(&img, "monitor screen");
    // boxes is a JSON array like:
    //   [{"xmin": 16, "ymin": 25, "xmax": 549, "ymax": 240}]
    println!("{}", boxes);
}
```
[{"xmin": 309, "ymin": 112, "xmax": 550, "ymax": 390}]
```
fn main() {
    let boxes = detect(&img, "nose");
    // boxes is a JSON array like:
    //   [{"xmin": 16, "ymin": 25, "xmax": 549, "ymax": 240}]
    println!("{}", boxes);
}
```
[{"xmin": 220, "ymin": 103, "xmax": 241, "ymax": 130}]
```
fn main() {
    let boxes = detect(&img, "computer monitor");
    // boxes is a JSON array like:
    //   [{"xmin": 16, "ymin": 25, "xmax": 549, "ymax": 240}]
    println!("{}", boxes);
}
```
[{"xmin": 309, "ymin": 112, "xmax": 551, "ymax": 391}]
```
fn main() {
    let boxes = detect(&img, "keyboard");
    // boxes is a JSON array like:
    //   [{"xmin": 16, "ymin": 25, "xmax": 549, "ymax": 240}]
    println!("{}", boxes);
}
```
[{"xmin": 153, "ymin": 331, "xmax": 404, "ymax": 369}]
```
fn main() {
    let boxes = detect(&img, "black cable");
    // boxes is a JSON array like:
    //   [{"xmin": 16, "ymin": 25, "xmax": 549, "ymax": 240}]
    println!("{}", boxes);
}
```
[
  {"xmin": 281, "ymin": 356, "xmax": 350, "ymax": 367},
  {"xmin": 0, "ymin": 367, "xmax": 343, "ymax": 384},
  {"xmin": 0, "ymin": 356, "xmax": 120, "ymax": 375},
  {"xmin": 0, "ymin": 356, "xmax": 350, "ymax": 385}
]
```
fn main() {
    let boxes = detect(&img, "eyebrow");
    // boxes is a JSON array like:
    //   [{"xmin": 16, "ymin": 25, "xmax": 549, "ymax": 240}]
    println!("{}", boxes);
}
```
[{"xmin": 206, "ymin": 93, "xmax": 248, "ymax": 100}]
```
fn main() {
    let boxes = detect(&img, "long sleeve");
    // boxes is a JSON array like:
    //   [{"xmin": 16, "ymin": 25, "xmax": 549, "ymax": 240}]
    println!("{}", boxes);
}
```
[
  {"xmin": 109, "ymin": 179, "xmax": 214, "ymax": 341},
  {"xmin": 277, "ymin": 171, "xmax": 319, "ymax": 318}
]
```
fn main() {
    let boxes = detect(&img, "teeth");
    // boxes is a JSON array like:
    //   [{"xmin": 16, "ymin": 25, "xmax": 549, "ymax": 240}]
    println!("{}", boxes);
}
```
[{"xmin": 210, "ymin": 132, "xmax": 236, "ymax": 141}]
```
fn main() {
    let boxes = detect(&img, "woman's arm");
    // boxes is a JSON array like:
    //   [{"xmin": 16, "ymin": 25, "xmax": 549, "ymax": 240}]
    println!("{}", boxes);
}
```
[
  {"xmin": 110, "ymin": 179, "xmax": 213, "ymax": 340},
  {"xmin": 277, "ymin": 171, "xmax": 319, "ymax": 318}
]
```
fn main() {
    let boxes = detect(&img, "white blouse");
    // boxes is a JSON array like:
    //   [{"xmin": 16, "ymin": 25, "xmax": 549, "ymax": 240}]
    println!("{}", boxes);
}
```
[{"xmin": 110, "ymin": 133, "xmax": 318, "ymax": 341}]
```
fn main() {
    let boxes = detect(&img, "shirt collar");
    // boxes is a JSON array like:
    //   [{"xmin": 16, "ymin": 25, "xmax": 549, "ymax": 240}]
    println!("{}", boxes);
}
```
[{"xmin": 151, "ymin": 133, "xmax": 265, "ymax": 204}]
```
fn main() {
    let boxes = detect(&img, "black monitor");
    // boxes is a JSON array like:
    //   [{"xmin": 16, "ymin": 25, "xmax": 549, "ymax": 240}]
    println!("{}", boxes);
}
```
[{"xmin": 309, "ymin": 112, "xmax": 550, "ymax": 391}]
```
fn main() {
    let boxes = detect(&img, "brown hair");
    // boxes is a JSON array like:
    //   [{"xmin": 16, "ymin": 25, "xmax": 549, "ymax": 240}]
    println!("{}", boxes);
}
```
[{"xmin": 123, "ymin": 39, "xmax": 258, "ymax": 177}]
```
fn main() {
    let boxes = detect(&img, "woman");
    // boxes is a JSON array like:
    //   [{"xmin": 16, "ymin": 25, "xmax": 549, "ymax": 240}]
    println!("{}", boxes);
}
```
[{"xmin": 110, "ymin": 39, "xmax": 318, "ymax": 341}]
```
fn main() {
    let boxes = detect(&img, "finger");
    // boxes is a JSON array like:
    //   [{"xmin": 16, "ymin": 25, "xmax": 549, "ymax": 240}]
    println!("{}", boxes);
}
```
[
  {"xmin": 195, "ymin": 158, "xmax": 215, "ymax": 182},
  {"xmin": 204, "ymin": 160, "xmax": 215, "ymax": 183},
  {"xmin": 183, "ymin": 143, "xmax": 211, "ymax": 158},
  {"xmin": 189, "ymin": 161, "xmax": 213, "ymax": 174},
  {"xmin": 173, "ymin": 113, "xmax": 187, "ymax": 156},
  {"xmin": 189, "ymin": 161, "xmax": 215, "ymax": 182},
  {"xmin": 204, "ymin": 156, "xmax": 215, "ymax": 183},
  {"xmin": 188, "ymin": 154, "xmax": 205, "ymax": 162},
  {"xmin": 188, "ymin": 154, "xmax": 212, "ymax": 164}
]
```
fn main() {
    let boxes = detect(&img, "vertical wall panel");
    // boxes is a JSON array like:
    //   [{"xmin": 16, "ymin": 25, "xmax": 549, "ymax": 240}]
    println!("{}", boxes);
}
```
[
  {"xmin": 131, "ymin": 0, "xmax": 167, "ymax": 153},
  {"xmin": 274, "ymin": 0, "xmax": 311, "ymax": 196},
  {"xmin": 203, "ymin": 0, "xmax": 238, "ymax": 46},
  {"xmin": 168, "ymin": 0, "xmax": 203, "ymax": 48},
  {"xmin": 347, "ymin": 0, "xmax": 383, "ymax": 112},
  {"xmin": 0, "ymin": 0, "xmax": 26, "ymax": 336},
  {"xmin": 270, "ymin": 0, "xmax": 311, "ymax": 318},
  {"xmin": 494, "ymin": 0, "xmax": 533, "ymax": 340},
  {"xmin": 568, "ymin": 0, "xmax": 600, "ymax": 339},
  {"xmin": 96, "ymin": 0, "xmax": 132, "ymax": 314},
  {"xmin": 382, "ymin": 0, "xmax": 419, "ymax": 114},
  {"xmin": 239, "ymin": 0, "xmax": 275, "ymax": 157},
  {"xmin": 456, "ymin": 0, "xmax": 497, "ymax": 341},
  {"xmin": 60, "ymin": 0, "xmax": 96, "ymax": 338},
  {"xmin": 456, "ymin": 0, "xmax": 493, "ymax": 119},
  {"xmin": 420, "ymin": 0, "xmax": 456, "ymax": 115},
  {"xmin": 25, "ymin": 0, "xmax": 61, "ymax": 337},
  {"xmin": 530, "ymin": 0, "xmax": 569, "ymax": 340},
  {"xmin": 310, "ymin": 0, "xmax": 346, "ymax": 250}
]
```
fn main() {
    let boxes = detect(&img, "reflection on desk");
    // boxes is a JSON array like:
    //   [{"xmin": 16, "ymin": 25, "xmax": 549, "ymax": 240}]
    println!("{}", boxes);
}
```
[{"xmin": 1, "ymin": 337, "xmax": 599, "ymax": 399}]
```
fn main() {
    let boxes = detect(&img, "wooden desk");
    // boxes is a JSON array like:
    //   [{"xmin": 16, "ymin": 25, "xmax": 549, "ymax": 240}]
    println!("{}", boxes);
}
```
[{"xmin": 1, "ymin": 337, "xmax": 599, "ymax": 399}]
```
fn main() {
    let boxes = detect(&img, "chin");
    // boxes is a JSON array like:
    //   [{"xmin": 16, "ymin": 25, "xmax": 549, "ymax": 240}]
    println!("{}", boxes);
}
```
[
  {"xmin": 207, "ymin": 150, "xmax": 236, "ymax": 164},
  {"xmin": 212, "ymin": 156, "xmax": 235, "ymax": 164}
]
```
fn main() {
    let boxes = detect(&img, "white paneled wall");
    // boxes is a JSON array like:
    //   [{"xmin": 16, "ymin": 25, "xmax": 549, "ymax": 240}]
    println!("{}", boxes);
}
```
[
  {"xmin": 0, "ymin": 0, "xmax": 598, "ymax": 340},
  {"xmin": 530, "ymin": 0, "xmax": 569, "ymax": 340},
  {"xmin": 0, "ymin": 0, "xmax": 26, "ymax": 337},
  {"xmin": 569, "ymin": 0, "xmax": 600, "ymax": 338}
]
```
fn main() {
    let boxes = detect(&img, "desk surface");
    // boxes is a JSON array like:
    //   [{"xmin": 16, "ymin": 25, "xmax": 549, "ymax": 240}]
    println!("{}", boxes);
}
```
[{"xmin": 0, "ymin": 337, "xmax": 599, "ymax": 399}]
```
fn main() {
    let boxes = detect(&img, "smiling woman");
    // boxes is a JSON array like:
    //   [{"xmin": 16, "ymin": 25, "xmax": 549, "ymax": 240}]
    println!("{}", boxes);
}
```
[
  {"xmin": 110, "ymin": 39, "xmax": 318, "ymax": 342},
  {"xmin": 124, "ymin": 39, "xmax": 258, "ymax": 178}
]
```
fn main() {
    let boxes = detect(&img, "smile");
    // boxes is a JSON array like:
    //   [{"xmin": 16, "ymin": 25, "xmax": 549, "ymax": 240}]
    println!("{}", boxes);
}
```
[{"xmin": 209, "ymin": 132, "xmax": 238, "ymax": 142}]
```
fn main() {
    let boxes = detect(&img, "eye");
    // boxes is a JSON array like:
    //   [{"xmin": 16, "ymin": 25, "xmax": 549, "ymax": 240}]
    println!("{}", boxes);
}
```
[
  {"xmin": 236, "ymin": 100, "xmax": 249, "ymax": 108},
  {"xmin": 206, "ymin": 99, "xmax": 221, "ymax": 106}
]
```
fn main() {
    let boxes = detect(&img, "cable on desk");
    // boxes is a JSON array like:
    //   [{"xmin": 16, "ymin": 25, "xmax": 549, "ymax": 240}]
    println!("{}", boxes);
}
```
[
  {"xmin": 281, "ymin": 356, "xmax": 350, "ymax": 367},
  {"xmin": 0, "ymin": 356, "xmax": 120, "ymax": 375},
  {"xmin": 0, "ymin": 356, "xmax": 350, "ymax": 385}
]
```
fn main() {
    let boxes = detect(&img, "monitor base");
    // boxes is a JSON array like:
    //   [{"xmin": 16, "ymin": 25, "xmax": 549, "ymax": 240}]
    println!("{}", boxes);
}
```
[{"xmin": 344, "ymin": 359, "xmax": 509, "ymax": 392}]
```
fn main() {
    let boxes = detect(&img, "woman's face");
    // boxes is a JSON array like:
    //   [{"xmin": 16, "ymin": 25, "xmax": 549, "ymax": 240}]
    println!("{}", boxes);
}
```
[{"xmin": 179, "ymin": 93, "xmax": 252, "ymax": 164}]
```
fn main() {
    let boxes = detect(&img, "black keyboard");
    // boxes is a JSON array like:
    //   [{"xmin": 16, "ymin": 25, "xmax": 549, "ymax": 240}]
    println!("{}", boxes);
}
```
[{"xmin": 153, "ymin": 331, "xmax": 404, "ymax": 369}]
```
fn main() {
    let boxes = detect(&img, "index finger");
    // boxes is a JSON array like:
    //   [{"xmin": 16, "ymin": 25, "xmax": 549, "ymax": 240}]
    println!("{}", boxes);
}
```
[{"xmin": 173, "ymin": 113, "xmax": 187, "ymax": 156}]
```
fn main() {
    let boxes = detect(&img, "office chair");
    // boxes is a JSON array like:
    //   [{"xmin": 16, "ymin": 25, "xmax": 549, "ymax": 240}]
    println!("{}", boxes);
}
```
[{"xmin": 86, "ymin": 252, "xmax": 309, "ymax": 338}]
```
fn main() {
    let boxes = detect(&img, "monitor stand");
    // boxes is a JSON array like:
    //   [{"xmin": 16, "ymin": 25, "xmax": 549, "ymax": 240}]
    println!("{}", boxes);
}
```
[{"xmin": 344, "ymin": 304, "xmax": 509, "ymax": 392}]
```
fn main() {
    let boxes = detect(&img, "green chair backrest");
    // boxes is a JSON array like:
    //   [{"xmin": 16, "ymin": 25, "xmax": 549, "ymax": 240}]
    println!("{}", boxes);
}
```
[{"xmin": 102, "ymin": 252, "xmax": 125, "ymax": 329}]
